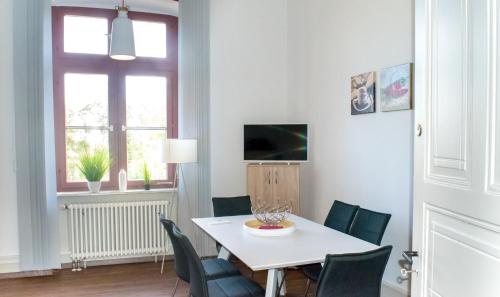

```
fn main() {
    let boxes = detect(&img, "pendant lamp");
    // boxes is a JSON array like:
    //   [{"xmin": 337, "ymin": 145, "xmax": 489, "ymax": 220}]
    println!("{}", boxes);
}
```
[{"xmin": 109, "ymin": 0, "xmax": 136, "ymax": 60}]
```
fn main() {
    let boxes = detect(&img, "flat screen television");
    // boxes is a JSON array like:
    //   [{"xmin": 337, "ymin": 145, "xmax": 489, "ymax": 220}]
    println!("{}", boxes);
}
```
[{"xmin": 244, "ymin": 124, "xmax": 308, "ymax": 162}]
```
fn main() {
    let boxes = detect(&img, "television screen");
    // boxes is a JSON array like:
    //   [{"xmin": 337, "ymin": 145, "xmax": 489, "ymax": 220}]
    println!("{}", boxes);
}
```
[{"xmin": 244, "ymin": 124, "xmax": 308, "ymax": 161}]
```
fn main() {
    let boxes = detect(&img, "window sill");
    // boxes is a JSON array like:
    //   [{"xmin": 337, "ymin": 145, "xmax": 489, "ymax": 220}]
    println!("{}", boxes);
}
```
[{"xmin": 57, "ymin": 188, "xmax": 177, "ymax": 198}]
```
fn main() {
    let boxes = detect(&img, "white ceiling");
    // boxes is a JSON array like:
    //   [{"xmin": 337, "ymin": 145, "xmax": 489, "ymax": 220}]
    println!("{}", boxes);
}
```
[{"xmin": 51, "ymin": 0, "xmax": 179, "ymax": 16}]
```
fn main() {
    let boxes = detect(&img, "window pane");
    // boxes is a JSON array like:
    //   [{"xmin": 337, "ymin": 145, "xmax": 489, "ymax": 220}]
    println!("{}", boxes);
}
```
[
  {"xmin": 126, "ymin": 76, "xmax": 167, "ymax": 127},
  {"xmin": 127, "ymin": 130, "xmax": 167, "ymax": 181},
  {"xmin": 65, "ymin": 73, "xmax": 108, "ymax": 127},
  {"xmin": 66, "ymin": 129, "xmax": 110, "ymax": 182},
  {"xmin": 133, "ymin": 21, "xmax": 167, "ymax": 58},
  {"xmin": 64, "ymin": 15, "xmax": 108, "ymax": 54}
]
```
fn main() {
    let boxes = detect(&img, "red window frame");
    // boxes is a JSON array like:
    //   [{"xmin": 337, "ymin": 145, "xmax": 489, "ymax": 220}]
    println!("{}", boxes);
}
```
[{"xmin": 52, "ymin": 7, "xmax": 178, "ymax": 192}]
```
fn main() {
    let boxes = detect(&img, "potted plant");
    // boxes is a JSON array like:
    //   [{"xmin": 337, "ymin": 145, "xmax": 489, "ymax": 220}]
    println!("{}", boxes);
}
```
[
  {"xmin": 143, "ymin": 162, "xmax": 152, "ymax": 190},
  {"xmin": 77, "ymin": 149, "xmax": 111, "ymax": 193}
]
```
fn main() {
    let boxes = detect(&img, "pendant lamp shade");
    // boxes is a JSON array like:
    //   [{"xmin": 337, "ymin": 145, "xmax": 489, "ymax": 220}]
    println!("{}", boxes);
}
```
[{"xmin": 109, "ymin": 9, "xmax": 136, "ymax": 60}]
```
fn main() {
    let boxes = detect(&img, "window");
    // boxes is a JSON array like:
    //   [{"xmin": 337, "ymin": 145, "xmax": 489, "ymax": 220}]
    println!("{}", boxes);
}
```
[
  {"xmin": 63, "ymin": 15, "xmax": 108, "ymax": 54},
  {"xmin": 52, "ymin": 7, "xmax": 178, "ymax": 192},
  {"xmin": 125, "ymin": 75, "xmax": 168, "ymax": 180}
]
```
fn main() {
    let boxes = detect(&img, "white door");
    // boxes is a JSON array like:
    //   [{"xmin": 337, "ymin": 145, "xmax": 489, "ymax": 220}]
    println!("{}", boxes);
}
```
[{"xmin": 413, "ymin": 0, "xmax": 500, "ymax": 296}]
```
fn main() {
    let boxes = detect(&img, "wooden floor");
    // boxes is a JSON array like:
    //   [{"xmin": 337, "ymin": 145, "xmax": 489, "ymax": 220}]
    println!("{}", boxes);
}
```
[{"xmin": 0, "ymin": 261, "xmax": 314, "ymax": 297}]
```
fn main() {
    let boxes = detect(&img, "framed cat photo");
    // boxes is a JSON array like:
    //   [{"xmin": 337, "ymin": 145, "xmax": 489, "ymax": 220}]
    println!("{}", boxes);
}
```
[
  {"xmin": 351, "ymin": 71, "xmax": 376, "ymax": 115},
  {"xmin": 380, "ymin": 63, "xmax": 413, "ymax": 112}
]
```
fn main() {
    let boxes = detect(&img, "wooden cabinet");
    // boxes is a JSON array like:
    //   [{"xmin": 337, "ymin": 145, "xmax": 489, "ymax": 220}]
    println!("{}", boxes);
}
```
[{"xmin": 247, "ymin": 164, "xmax": 300, "ymax": 214}]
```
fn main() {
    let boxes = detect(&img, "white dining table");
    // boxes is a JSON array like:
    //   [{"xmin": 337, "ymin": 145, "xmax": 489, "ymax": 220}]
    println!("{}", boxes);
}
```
[{"xmin": 192, "ymin": 214, "xmax": 378, "ymax": 297}]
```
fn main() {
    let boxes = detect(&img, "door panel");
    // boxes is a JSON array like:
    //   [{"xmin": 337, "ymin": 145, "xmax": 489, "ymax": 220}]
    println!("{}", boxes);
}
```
[
  {"xmin": 487, "ymin": 0, "xmax": 500, "ymax": 194},
  {"xmin": 272, "ymin": 166, "xmax": 300, "ymax": 214},
  {"xmin": 247, "ymin": 165, "xmax": 273, "ymax": 205},
  {"xmin": 414, "ymin": 0, "xmax": 500, "ymax": 296},
  {"xmin": 424, "ymin": 205, "xmax": 500, "ymax": 297},
  {"xmin": 426, "ymin": 0, "xmax": 472, "ymax": 188}
]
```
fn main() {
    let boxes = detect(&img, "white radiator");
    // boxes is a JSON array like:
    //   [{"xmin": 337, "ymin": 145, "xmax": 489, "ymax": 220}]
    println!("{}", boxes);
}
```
[{"xmin": 66, "ymin": 200, "xmax": 170, "ymax": 266}]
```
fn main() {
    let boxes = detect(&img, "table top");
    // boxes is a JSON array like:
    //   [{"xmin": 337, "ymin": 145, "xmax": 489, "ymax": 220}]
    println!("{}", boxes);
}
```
[{"xmin": 192, "ymin": 214, "xmax": 378, "ymax": 271}]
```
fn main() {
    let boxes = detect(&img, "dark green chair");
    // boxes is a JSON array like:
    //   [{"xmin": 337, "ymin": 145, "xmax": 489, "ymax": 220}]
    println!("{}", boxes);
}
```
[
  {"xmin": 212, "ymin": 196, "xmax": 253, "ymax": 252},
  {"xmin": 212, "ymin": 196, "xmax": 253, "ymax": 217},
  {"xmin": 302, "ymin": 200, "xmax": 360, "ymax": 296},
  {"xmin": 323, "ymin": 200, "xmax": 360, "ymax": 233},
  {"xmin": 171, "ymin": 221, "xmax": 265, "ymax": 297},
  {"xmin": 160, "ymin": 216, "xmax": 240, "ymax": 297},
  {"xmin": 348, "ymin": 208, "xmax": 392, "ymax": 245},
  {"xmin": 316, "ymin": 246, "xmax": 393, "ymax": 297}
]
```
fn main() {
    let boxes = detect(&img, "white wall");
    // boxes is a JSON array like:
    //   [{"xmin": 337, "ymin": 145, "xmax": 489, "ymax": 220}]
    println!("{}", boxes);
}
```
[
  {"xmin": 287, "ymin": 0, "xmax": 413, "ymax": 294},
  {"xmin": 209, "ymin": 0, "xmax": 289, "ymax": 197},
  {"xmin": 0, "ymin": 0, "xmax": 20, "ymax": 273}
]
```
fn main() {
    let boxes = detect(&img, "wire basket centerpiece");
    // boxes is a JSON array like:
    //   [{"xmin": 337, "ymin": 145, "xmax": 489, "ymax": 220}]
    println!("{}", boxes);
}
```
[{"xmin": 251, "ymin": 200, "xmax": 292, "ymax": 226}]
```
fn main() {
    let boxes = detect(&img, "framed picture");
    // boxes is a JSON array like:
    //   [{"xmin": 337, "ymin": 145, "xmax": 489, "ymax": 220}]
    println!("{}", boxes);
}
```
[
  {"xmin": 351, "ymin": 71, "xmax": 375, "ymax": 115},
  {"xmin": 380, "ymin": 63, "xmax": 412, "ymax": 112}
]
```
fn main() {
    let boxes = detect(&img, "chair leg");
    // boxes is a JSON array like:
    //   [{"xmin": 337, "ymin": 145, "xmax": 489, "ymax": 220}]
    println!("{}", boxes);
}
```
[
  {"xmin": 276, "ymin": 268, "xmax": 288, "ymax": 297},
  {"xmin": 161, "ymin": 254, "xmax": 166, "ymax": 274},
  {"xmin": 171, "ymin": 277, "xmax": 180, "ymax": 297},
  {"xmin": 303, "ymin": 279, "xmax": 311, "ymax": 297}
]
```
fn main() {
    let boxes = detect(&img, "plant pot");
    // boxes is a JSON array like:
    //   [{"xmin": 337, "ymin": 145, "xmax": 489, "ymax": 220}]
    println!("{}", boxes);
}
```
[
  {"xmin": 87, "ymin": 181, "xmax": 102, "ymax": 193},
  {"xmin": 144, "ymin": 184, "xmax": 151, "ymax": 190}
]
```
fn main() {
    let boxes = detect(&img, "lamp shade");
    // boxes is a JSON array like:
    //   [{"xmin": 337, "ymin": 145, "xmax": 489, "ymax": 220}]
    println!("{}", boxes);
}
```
[
  {"xmin": 109, "ymin": 9, "xmax": 136, "ymax": 61},
  {"xmin": 161, "ymin": 139, "xmax": 198, "ymax": 164}
]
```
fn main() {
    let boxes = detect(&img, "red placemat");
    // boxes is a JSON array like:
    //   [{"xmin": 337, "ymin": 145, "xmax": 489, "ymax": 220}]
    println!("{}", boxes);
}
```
[{"xmin": 259, "ymin": 225, "xmax": 284, "ymax": 230}]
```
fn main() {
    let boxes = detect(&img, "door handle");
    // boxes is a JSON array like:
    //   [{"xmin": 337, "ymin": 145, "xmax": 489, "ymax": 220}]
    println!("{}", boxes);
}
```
[
  {"xmin": 416, "ymin": 124, "xmax": 423, "ymax": 137},
  {"xmin": 400, "ymin": 268, "xmax": 418, "ymax": 277},
  {"xmin": 402, "ymin": 250, "xmax": 418, "ymax": 265},
  {"xmin": 268, "ymin": 172, "xmax": 271, "ymax": 184},
  {"xmin": 275, "ymin": 171, "xmax": 278, "ymax": 184}
]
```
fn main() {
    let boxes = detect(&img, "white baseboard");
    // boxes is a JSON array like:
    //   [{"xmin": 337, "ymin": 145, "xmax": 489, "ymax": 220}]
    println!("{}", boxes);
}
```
[
  {"xmin": 0, "ymin": 255, "xmax": 20, "ymax": 274},
  {"xmin": 0, "ymin": 269, "xmax": 54, "ymax": 280},
  {"xmin": 382, "ymin": 280, "xmax": 410, "ymax": 297},
  {"xmin": 2, "ymin": 252, "xmax": 175, "ymax": 277}
]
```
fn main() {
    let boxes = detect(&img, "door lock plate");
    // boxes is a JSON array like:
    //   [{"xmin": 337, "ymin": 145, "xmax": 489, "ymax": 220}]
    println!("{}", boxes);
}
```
[{"xmin": 402, "ymin": 250, "xmax": 419, "ymax": 264}]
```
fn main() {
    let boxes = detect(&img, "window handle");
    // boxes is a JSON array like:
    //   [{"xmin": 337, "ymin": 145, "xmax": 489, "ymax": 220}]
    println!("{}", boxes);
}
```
[
  {"xmin": 121, "ymin": 125, "xmax": 127, "ymax": 132},
  {"xmin": 109, "ymin": 125, "xmax": 114, "ymax": 132}
]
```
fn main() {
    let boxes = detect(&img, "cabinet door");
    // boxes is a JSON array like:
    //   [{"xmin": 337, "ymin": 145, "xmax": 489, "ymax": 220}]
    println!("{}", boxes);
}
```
[
  {"xmin": 272, "ymin": 166, "xmax": 300, "ymax": 214},
  {"xmin": 247, "ymin": 165, "xmax": 273, "ymax": 206}
]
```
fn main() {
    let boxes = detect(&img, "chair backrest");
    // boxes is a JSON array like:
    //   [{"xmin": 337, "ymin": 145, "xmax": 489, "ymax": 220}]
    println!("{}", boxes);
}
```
[
  {"xmin": 171, "ymin": 225, "xmax": 209, "ymax": 297},
  {"xmin": 316, "ymin": 246, "xmax": 393, "ymax": 297},
  {"xmin": 348, "ymin": 208, "xmax": 391, "ymax": 245},
  {"xmin": 212, "ymin": 195, "xmax": 252, "ymax": 217},
  {"xmin": 159, "ymin": 216, "xmax": 190, "ymax": 282},
  {"xmin": 323, "ymin": 200, "xmax": 360, "ymax": 233}
]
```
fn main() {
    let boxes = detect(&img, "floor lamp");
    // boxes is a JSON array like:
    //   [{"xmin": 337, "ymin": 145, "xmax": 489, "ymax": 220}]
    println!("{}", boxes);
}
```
[{"xmin": 160, "ymin": 138, "xmax": 197, "ymax": 273}]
